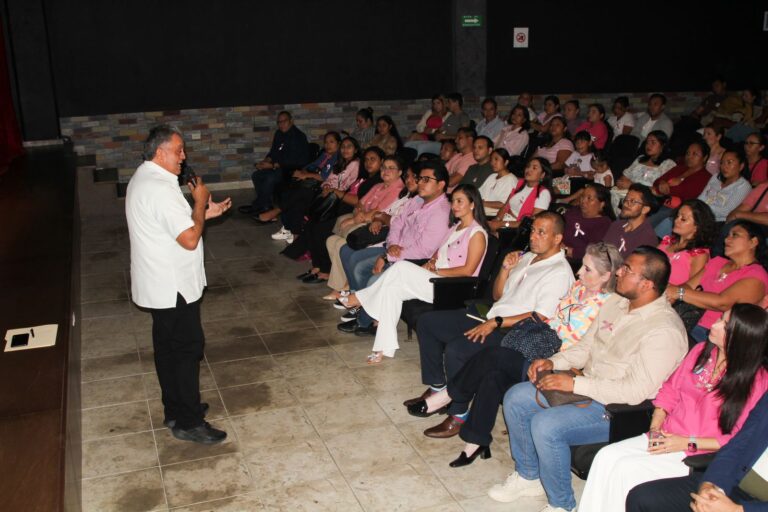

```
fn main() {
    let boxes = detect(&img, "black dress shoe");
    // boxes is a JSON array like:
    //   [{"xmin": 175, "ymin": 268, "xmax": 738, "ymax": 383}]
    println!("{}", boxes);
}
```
[
  {"xmin": 171, "ymin": 421, "xmax": 227, "ymax": 445},
  {"xmin": 251, "ymin": 214, "xmax": 277, "ymax": 225},
  {"xmin": 406, "ymin": 399, "xmax": 445, "ymax": 418},
  {"xmin": 296, "ymin": 270, "xmax": 314, "ymax": 280},
  {"xmin": 449, "ymin": 446, "xmax": 491, "ymax": 468},
  {"xmin": 237, "ymin": 205, "xmax": 253, "ymax": 214},
  {"xmin": 163, "ymin": 402, "xmax": 210, "ymax": 429},
  {"xmin": 337, "ymin": 319, "xmax": 358, "ymax": 333},
  {"xmin": 302, "ymin": 274, "xmax": 327, "ymax": 284},
  {"xmin": 354, "ymin": 324, "xmax": 377, "ymax": 337}
]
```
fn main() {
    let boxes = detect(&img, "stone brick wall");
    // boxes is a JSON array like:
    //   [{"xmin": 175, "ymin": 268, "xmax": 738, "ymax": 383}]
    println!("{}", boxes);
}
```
[{"xmin": 59, "ymin": 91, "xmax": 706, "ymax": 187}]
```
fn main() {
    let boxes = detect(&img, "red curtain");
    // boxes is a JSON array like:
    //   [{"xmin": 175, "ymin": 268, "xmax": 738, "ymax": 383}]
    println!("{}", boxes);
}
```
[{"xmin": 0, "ymin": 18, "xmax": 23, "ymax": 172}]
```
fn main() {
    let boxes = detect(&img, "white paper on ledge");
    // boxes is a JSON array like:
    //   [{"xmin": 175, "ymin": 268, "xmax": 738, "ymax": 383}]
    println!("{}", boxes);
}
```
[{"xmin": 3, "ymin": 324, "xmax": 58, "ymax": 352}]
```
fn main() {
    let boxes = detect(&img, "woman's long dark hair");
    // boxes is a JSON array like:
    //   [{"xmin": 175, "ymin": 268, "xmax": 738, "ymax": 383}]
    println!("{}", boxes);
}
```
[
  {"xmin": 671, "ymin": 199, "xmax": 716, "ymax": 251},
  {"xmin": 638, "ymin": 130, "xmax": 671, "ymax": 165},
  {"xmin": 506, "ymin": 104, "xmax": 531, "ymax": 134},
  {"xmin": 333, "ymin": 136, "xmax": 361, "ymax": 174},
  {"xmin": 583, "ymin": 183, "xmax": 616, "ymax": 220},
  {"xmin": 450, "ymin": 183, "xmax": 490, "ymax": 233},
  {"xmin": 692, "ymin": 303, "xmax": 768, "ymax": 433},
  {"xmin": 729, "ymin": 219, "xmax": 767, "ymax": 268},
  {"xmin": 377, "ymin": 115, "xmax": 403, "ymax": 151}
]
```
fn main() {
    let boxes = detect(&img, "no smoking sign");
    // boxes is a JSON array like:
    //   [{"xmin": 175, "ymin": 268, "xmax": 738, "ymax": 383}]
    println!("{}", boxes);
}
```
[{"xmin": 513, "ymin": 27, "xmax": 529, "ymax": 48}]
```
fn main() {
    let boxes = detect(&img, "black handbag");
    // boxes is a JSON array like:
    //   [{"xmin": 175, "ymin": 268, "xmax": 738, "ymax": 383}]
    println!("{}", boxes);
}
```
[
  {"xmin": 307, "ymin": 192, "xmax": 341, "ymax": 222},
  {"xmin": 672, "ymin": 299, "xmax": 706, "ymax": 334},
  {"xmin": 535, "ymin": 369, "xmax": 593, "ymax": 408},
  {"xmin": 500, "ymin": 313, "xmax": 562, "ymax": 361},
  {"xmin": 346, "ymin": 224, "xmax": 389, "ymax": 250}
]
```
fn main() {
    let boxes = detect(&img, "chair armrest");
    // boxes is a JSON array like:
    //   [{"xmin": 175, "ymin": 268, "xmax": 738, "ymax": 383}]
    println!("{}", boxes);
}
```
[
  {"xmin": 683, "ymin": 452, "xmax": 717, "ymax": 473},
  {"xmin": 431, "ymin": 277, "xmax": 479, "ymax": 310},
  {"xmin": 605, "ymin": 400, "xmax": 654, "ymax": 443}
]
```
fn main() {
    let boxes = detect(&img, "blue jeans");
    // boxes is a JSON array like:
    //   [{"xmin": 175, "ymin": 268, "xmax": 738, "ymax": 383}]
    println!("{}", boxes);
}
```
[
  {"xmin": 251, "ymin": 168, "xmax": 283, "ymax": 212},
  {"xmin": 503, "ymin": 382, "xmax": 610, "ymax": 510},
  {"xmin": 340, "ymin": 245, "xmax": 385, "ymax": 291}
]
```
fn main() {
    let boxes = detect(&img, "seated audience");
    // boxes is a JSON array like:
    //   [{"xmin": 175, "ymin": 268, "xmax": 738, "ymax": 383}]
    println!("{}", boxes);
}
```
[
  {"xmin": 239, "ymin": 110, "xmax": 310, "ymax": 216},
  {"xmin": 487, "ymin": 247, "xmax": 688, "ymax": 511},
  {"xmin": 703, "ymin": 124, "xmax": 727, "ymax": 175},
  {"xmin": 256, "ymin": 131, "xmax": 340, "ymax": 227},
  {"xmin": 657, "ymin": 199, "xmax": 715, "ymax": 285},
  {"xmin": 554, "ymin": 130, "xmax": 594, "ymax": 196},
  {"xmin": 350, "ymin": 107, "xmax": 375, "ymax": 146},
  {"xmin": 607, "ymin": 96, "xmax": 635, "ymax": 140},
  {"xmin": 407, "ymin": 212, "xmax": 574, "ymax": 438},
  {"xmin": 745, "ymin": 132, "xmax": 767, "ymax": 186},
  {"xmin": 406, "ymin": 92, "xmax": 470, "ymax": 156},
  {"xmin": 459, "ymin": 135, "xmax": 494, "ymax": 188},
  {"xmin": 612, "ymin": 130, "xmax": 676, "ymax": 213},
  {"xmin": 689, "ymin": 77, "xmax": 732, "ymax": 125},
  {"xmin": 324, "ymin": 155, "xmax": 405, "ymax": 293},
  {"xmin": 517, "ymin": 91, "xmax": 537, "ymax": 124},
  {"xmin": 534, "ymin": 116, "xmax": 574, "ymax": 173},
  {"xmin": 579, "ymin": 304, "xmax": 768, "ymax": 512},
  {"xmin": 340, "ymin": 184, "xmax": 488, "ymax": 363},
  {"xmin": 530, "ymin": 95, "xmax": 562, "ymax": 136},
  {"xmin": 631, "ymin": 93, "xmax": 674, "ymax": 140},
  {"xmin": 475, "ymin": 97, "xmax": 504, "ymax": 141},
  {"xmin": 439, "ymin": 139, "xmax": 457, "ymax": 163},
  {"xmin": 331, "ymin": 167, "xmax": 420, "ymax": 302},
  {"xmin": 478, "ymin": 148, "xmax": 518, "ymax": 217},
  {"xmin": 488, "ymin": 157, "xmax": 553, "ymax": 232},
  {"xmin": 626, "ymin": 390, "xmax": 768, "ymax": 512},
  {"xmin": 698, "ymin": 150, "xmax": 753, "ymax": 222},
  {"xmin": 446, "ymin": 127, "xmax": 477, "ymax": 190},
  {"xmin": 408, "ymin": 243, "xmax": 620, "ymax": 468},
  {"xmin": 604, "ymin": 184, "xmax": 660, "ymax": 256},
  {"xmin": 409, "ymin": 94, "xmax": 448, "ymax": 141},
  {"xmin": 579, "ymin": 103, "xmax": 610, "ymax": 150},
  {"xmin": 563, "ymin": 99, "xmax": 585, "ymax": 138},
  {"xmin": 563, "ymin": 150, "xmax": 613, "ymax": 205},
  {"xmin": 726, "ymin": 88, "xmax": 765, "ymax": 142},
  {"xmin": 650, "ymin": 140, "xmax": 713, "ymax": 236},
  {"xmin": 666, "ymin": 220, "xmax": 768, "ymax": 342},
  {"xmin": 494, "ymin": 104, "xmax": 531, "ymax": 157},
  {"xmin": 562, "ymin": 183, "xmax": 614, "ymax": 264},
  {"xmin": 367, "ymin": 115, "xmax": 402, "ymax": 155},
  {"xmin": 337, "ymin": 161, "xmax": 451, "ymax": 335}
]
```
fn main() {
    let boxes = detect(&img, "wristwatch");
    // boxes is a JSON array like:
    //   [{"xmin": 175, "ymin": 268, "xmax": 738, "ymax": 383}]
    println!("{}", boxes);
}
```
[
  {"xmin": 688, "ymin": 436, "xmax": 698, "ymax": 453},
  {"xmin": 494, "ymin": 316, "xmax": 504, "ymax": 329},
  {"xmin": 678, "ymin": 287, "xmax": 685, "ymax": 301}
]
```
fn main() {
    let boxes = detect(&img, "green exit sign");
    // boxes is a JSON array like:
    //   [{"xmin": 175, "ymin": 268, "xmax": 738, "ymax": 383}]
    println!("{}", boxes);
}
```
[{"xmin": 461, "ymin": 15, "xmax": 483, "ymax": 27}]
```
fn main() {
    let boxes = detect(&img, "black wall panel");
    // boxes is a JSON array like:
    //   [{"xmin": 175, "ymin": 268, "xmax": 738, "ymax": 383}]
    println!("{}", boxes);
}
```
[
  {"xmin": 43, "ymin": 0, "xmax": 453, "ymax": 116},
  {"xmin": 487, "ymin": 1, "xmax": 768, "ymax": 95}
]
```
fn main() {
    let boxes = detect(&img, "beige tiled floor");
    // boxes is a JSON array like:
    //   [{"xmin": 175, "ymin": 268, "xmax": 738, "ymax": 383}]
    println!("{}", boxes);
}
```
[{"xmin": 79, "ymin": 190, "xmax": 585, "ymax": 511}]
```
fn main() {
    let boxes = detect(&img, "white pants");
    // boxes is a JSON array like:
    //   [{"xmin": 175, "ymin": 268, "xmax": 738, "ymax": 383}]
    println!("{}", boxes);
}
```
[
  {"xmin": 577, "ymin": 434, "xmax": 689, "ymax": 512},
  {"xmin": 355, "ymin": 260, "xmax": 438, "ymax": 354}
]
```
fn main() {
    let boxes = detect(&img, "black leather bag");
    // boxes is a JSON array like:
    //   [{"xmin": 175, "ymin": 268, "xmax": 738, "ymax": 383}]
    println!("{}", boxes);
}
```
[
  {"xmin": 500, "ymin": 313, "xmax": 562, "ymax": 361},
  {"xmin": 672, "ymin": 299, "xmax": 706, "ymax": 334},
  {"xmin": 535, "ymin": 370, "xmax": 593, "ymax": 408},
  {"xmin": 346, "ymin": 225, "xmax": 389, "ymax": 250},
  {"xmin": 307, "ymin": 192, "xmax": 341, "ymax": 222}
]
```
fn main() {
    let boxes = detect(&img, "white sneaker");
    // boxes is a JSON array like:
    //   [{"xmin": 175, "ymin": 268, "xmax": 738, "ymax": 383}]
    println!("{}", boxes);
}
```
[
  {"xmin": 539, "ymin": 505, "xmax": 574, "ymax": 512},
  {"xmin": 271, "ymin": 227, "xmax": 292, "ymax": 240},
  {"xmin": 488, "ymin": 472, "xmax": 546, "ymax": 502},
  {"xmin": 284, "ymin": 234, "xmax": 294, "ymax": 244}
]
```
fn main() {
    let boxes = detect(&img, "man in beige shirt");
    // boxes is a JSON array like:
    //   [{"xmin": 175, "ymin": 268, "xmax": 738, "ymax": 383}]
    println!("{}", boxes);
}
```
[{"xmin": 487, "ymin": 246, "xmax": 688, "ymax": 512}]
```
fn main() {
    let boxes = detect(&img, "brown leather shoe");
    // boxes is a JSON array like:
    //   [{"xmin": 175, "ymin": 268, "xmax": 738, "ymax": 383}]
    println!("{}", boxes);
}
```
[
  {"xmin": 423, "ymin": 416, "xmax": 463, "ymax": 438},
  {"xmin": 403, "ymin": 388, "xmax": 434, "ymax": 407}
]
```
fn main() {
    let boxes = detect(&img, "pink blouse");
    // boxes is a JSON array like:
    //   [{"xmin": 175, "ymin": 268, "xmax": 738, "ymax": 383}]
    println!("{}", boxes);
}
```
[
  {"xmin": 653, "ymin": 342, "xmax": 768, "ymax": 454},
  {"xmin": 359, "ymin": 180, "xmax": 405, "ymax": 212},
  {"xmin": 534, "ymin": 138, "xmax": 574, "ymax": 164},
  {"xmin": 698, "ymin": 256, "xmax": 768, "ymax": 329},
  {"xmin": 658, "ymin": 236, "xmax": 709, "ymax": 286},
  {"xmin": 322, "ymin": 160, "xmax": 360, "ymax": 191}
]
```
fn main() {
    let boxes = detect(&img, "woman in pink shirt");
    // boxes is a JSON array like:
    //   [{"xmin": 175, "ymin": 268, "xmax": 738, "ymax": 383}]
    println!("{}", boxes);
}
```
[
  {"xmin": 744, "ymin": 132, "xmax": 768, "ymax": 185},
  {"xmin": 667, "ymin": 220, "xmax": 768, "ymax": 342},
  {"xmin": 579, "ymin": 303, "xmax": 768, "ymax": 512},
  {"xmin": 576, "ymin": 103, "xmax": 610, "ymax": 150},
  {"xmin": 534, "ymin": 116, "xmax": 574, "ymax": 172},
  {"xmin": 657, "ymin": 199, "xmax": 715, "ymax": 285}
]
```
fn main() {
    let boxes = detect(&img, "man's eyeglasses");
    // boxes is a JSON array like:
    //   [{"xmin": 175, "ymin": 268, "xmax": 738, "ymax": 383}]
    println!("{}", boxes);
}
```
[
  {"xmin": 617, "ymin": 264, "xmax": 644, "ymax": 278},
  {"xmin": 623, "ymin": 198, "xmax": 646, "ymax": 207},
  {"xmin": 744, "ymin": 141, "xmax": 761, "ymax": 146},
  {"xmin": 417, "ymin": 175, "xmax": 439, "ymax": 183}
]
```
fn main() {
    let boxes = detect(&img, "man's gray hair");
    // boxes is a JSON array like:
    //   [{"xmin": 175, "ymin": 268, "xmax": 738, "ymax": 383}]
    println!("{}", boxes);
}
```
[{"xmin": 143, "ymin": 124, "xmax": 183, "ymax": 161}]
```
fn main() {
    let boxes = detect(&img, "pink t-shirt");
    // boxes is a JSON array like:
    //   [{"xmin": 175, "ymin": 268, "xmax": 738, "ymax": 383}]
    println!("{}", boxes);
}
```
[
  {"xmin": 446, "ymin": 152, "xmax": 476, "ymax": 178},
  {"xmin": 698, "ymin": 256, "xmax": 768, "ymax": 329},
  {"xmin": 653, "ymin": 342, "xmax": 768, "ymax": 454},
  {"xmin": 574, "ymin": 120, "xmax": 609, "ymax": 150},
  {"xmin": 359, "ymin": 180, "xmax": 405, "ymax": 212},
  {"xmin": 658, "ymin": 236, "xmax": 709, "ymax": 286},
  {"xmin": 741, "ymin": 182, "xmax": 768, "ymax": 213},
  {"xmin": 534, "ymin": 138, "xmax": 574, "ymax": 165},
  {"xmin": 750, "ymin": 158, "xmax": 768, "ymax": 185}
]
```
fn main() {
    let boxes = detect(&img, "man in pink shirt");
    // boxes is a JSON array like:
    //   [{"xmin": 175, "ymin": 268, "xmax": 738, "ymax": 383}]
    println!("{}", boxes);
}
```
[{"xmin": 446, "ymin": 127, "xmax": 477, "ymax": 191}]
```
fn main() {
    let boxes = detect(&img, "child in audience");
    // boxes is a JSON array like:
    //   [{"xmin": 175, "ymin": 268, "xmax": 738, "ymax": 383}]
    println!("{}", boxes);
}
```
[{"xmin": 562, "ymin": 150, "xmax": 612, "ymax": 205}]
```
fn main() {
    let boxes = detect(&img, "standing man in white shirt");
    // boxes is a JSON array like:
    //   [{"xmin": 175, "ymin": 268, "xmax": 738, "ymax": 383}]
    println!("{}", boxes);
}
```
[{"xmin": 126, "ymin": 125, "xmax": 232, "ymax": 444}]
